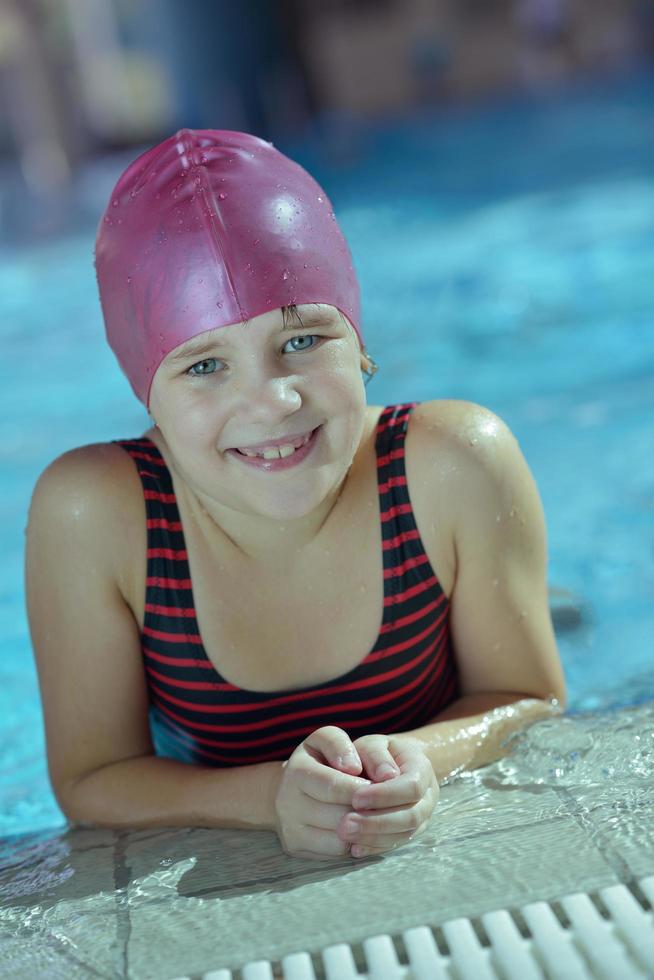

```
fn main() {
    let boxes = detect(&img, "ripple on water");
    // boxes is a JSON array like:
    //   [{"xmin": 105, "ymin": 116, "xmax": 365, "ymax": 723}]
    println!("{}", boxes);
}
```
[{"xmin": 469, "ymin": 703, "xmax": 654, "ymax": 821}]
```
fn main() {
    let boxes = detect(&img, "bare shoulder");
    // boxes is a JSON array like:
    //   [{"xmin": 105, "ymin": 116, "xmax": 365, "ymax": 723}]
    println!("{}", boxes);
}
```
[
  {"xmin": 408, "ymin": 397, "xmax": 544, "ymax": 542},
  {"xmin": 29, "ymin": 440, "xmax": 142, "ymax": 524},
  {"xmin": 411, "ymin": 398, "xmax": 518, "ymax": 460},
  {"xmin": 409, "ymin": 399, "xmax": 531, "ymax": 494},
  {"xmin": 27, "ymin": 441, "xmax": 144, "ymax": 594}
]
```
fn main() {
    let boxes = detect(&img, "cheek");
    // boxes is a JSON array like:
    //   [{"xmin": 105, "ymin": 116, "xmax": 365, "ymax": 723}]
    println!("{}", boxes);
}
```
[
  {"xmin": 316, "ymin": 347, "xmax": 366, "ymax": 398},
  {"xmin": 335, "ymin": 371, "xmax": 368, "ymax": 423},
  {"xmin": 152, "ymin": 381, "xmax": 218, "ymax": 436},
  {"xmin": 173, "ymin": 412, "xmax": 225, "ymax": 456}
]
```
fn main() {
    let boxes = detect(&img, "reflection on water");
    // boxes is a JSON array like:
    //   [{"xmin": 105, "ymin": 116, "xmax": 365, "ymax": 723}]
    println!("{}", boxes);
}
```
[
  {"xmin": 485, "ymin": 709, "xmax": 653, "ymax": 789},
  {"xmin": 0, "ymin": 704, "xmax": 652, "ymax": 976}
]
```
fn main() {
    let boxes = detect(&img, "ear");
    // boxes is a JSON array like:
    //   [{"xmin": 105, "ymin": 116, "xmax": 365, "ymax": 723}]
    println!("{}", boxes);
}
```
[{"xmin": 360, "ymin": 351, "xmax": 379, "ymax": 377}]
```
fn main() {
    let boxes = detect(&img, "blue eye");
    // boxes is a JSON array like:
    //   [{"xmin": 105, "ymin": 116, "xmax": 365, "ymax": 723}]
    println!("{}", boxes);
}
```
[
  {"xmin": 284, "ymin": 335, "xmax": 318, "ymax": 352},
  {"xmin": 188, "ymin": 358, "xmax": 220, "ymax": 376}
]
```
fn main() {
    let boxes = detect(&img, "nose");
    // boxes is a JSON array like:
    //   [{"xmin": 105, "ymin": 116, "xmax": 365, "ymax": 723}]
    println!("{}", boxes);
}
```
[{"xmin": 233, "ymin": 368, "xmax": 302, "ymax": 423}]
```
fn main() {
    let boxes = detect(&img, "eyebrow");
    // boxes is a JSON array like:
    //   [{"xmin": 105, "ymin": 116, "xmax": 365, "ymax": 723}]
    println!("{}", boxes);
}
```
[{"xmin": 167, "ymin": 309, "xmax": 337, "ymax": 363}]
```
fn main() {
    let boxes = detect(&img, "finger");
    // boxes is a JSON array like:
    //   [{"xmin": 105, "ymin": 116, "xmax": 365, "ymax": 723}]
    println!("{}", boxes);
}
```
[
  {"xmin": 356, "ymin": 736, "xmax": 401, "ymax": 782},
  {"xmin": 291, "ymin": 850, "xmax": 351, "ymax": 862},
  {"xmin": 338, "ymin": 793, "xmax": 435, "ymax": 842},
  {"xmin": 304, "ymin": 726, "xmax": 363, "ymax": 775},
  {"xmin": 301, "ymin": 798, "xmax": 351, "ymax": 832},
  {"xmin": 350, "ymin": 821, "xmax": 430, "ymax": 859},
  {"xmin": 352, "ymin": 768, "xmax": 429, "ymax": 811},
  {"xmin": 286, "ymin": 824, "xmax": 351, "ymax": 859},
  {"xmin": 300, "ymin": 761, "xmax": 371, "ymax": 805}
]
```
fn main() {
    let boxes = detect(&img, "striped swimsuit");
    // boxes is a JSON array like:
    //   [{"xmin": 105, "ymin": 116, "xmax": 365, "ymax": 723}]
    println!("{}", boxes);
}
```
[{"xmin": 114, "ymin": 402, "xmax": 459, "ymax": 767}]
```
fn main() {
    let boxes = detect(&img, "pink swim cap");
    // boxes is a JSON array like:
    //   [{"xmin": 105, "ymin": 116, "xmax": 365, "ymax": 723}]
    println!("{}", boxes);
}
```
[{"xmin": 95, "ymin": 128, "xmax": 362, "ymax": 406}]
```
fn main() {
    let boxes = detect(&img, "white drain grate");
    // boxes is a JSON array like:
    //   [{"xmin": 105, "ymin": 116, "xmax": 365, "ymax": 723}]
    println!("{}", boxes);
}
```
[{"xmin": 173, "ymin": 875, "xmax": 654, "ymax": 980}]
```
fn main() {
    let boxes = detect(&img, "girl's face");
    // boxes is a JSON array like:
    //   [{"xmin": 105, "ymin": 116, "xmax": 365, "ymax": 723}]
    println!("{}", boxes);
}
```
[{"xmin": 148, "ymin": 304, "xmax": 368, "ymax": 524}]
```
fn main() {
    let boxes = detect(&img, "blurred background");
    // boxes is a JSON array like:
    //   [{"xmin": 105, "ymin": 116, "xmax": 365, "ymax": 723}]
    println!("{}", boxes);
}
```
[
  {"xmin": 1, "ymin": 1, "xmax": 654, "ymax": 835},
  {"xmin": 1, "ymin": 0, "xmax": 653, "ymax": 242}
]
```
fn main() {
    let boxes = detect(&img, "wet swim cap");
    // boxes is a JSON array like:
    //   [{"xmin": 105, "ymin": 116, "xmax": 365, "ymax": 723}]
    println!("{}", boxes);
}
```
[{"xmin": 95, "ymin": 128, "xmax": 362, "ymax": 407}]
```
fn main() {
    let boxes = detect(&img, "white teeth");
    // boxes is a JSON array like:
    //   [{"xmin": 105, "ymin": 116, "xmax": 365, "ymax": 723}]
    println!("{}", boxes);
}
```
[
  {"xmin": 237, "ymin": 430, "xmax": 314, "ymax": 460},
  {"xmin": 260, "ymin": 443, "xmax": 295, "ymax": 459}
]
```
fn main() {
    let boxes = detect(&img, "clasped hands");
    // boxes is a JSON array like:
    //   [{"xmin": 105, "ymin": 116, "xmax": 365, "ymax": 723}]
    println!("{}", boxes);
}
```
[{"xmin": 274, "ymin": 725, "xmax": 439, "ymax": 860}]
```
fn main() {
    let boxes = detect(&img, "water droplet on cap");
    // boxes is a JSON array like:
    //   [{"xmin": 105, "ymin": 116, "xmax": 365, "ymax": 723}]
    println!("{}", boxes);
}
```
[
  {"xmin": 282, "ymin": 269, "xmax": 290, "ymax": 281},
  {"xmin": 218, "ymin": 192, "xmax": 227, "ymax": 200},
  {"xmin": 112, "ymin": 199, "xmax": 119, "ymax": 207}
]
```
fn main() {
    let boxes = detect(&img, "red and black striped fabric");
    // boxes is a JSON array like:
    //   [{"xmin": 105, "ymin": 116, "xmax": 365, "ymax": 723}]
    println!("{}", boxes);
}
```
[{"xmin": 113, "ymin": 403, "xmax": 458, "ymax": 766}]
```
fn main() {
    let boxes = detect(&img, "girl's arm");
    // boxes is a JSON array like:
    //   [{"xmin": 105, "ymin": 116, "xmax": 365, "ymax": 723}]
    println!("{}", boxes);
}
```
[
  {"xmin": 25, "ymin": 445, "xmax": 282, "ymax": 831},
  {"xmin": 390, "ymin": 693, "xmax": 561, "ymax": 785},
  {"xmin": 352, "ymin": 402, "xmax": 567, "ymax": 790},
  {"xmin": 442, "ymin": 403, "xmax": 566, "ymax": 712},
  {"xmin": 63, "ymin": 754, "xmax": 283, "ymax": 831}
]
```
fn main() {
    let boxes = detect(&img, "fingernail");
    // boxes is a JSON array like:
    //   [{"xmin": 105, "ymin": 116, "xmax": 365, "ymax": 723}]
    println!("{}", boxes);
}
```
[
  {"xmin": 343, "ymin": 816, "xmax": 360, "ymax": 836},
  {"xmin": 342, "ymin": 751, "xmax": 361, "ymax": 768},
  {"xmin": 377, "ymin": 762, "xmax": 399, "ymax": 779}
]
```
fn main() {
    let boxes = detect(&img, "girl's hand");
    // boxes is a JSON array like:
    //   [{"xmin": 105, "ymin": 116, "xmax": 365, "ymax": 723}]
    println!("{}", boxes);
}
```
[
  {"xmin": 336, "ymin": 734, "xmax": 439, "ymax": 858},
  {"xmin": 274, "ymin": 726, "xmax": 372, "ymax": 860}
]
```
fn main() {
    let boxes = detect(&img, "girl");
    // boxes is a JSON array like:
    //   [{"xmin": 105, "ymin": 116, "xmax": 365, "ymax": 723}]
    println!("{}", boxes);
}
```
[{"xmin": 25, "ymin": 129, "xmax": 566, "ymax": 861}]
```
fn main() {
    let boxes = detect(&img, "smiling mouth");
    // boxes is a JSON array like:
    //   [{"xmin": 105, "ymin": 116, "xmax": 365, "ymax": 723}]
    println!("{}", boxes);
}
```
[{"xmin": 233, "ymin": 428, "xmax": 318, "ymax": 460}]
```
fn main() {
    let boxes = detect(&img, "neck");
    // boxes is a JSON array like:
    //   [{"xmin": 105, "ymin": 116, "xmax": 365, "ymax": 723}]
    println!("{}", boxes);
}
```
[{"xmin": 187, "ymin": 475, "xmax": 350, "ymax": 569}]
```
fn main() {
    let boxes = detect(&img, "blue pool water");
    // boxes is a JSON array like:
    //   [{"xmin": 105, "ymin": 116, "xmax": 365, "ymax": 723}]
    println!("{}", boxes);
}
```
[{"xmin": 1, "ymin": 71, "xmax": 653, "ymax": 841}]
